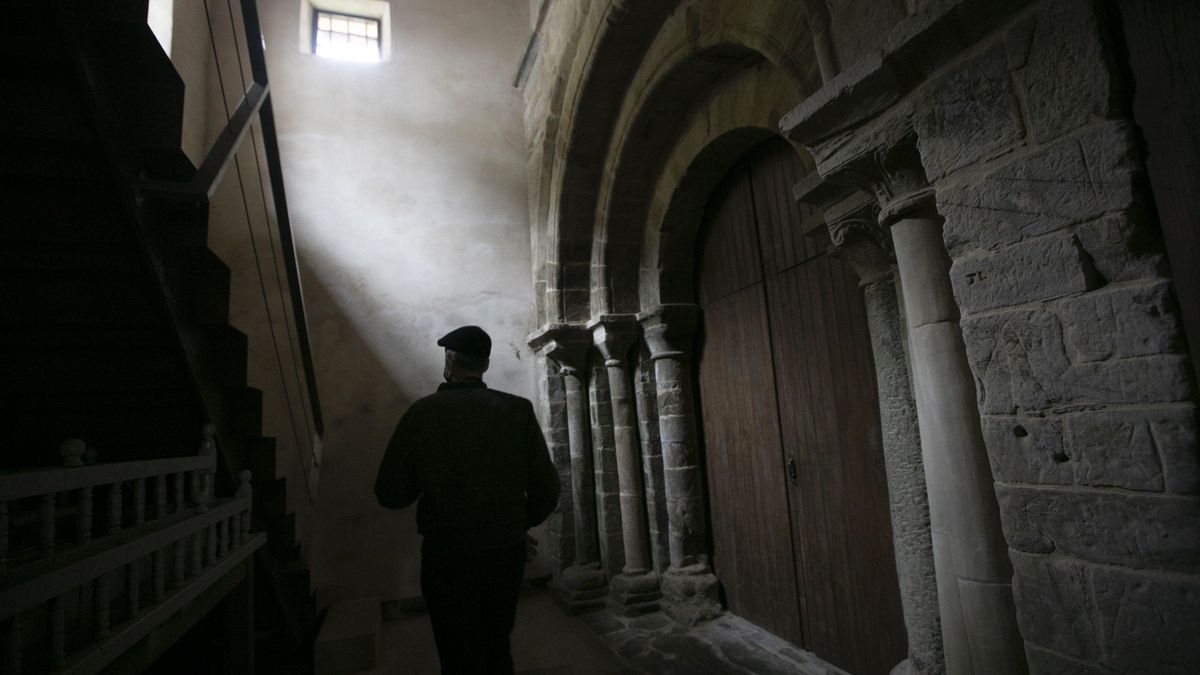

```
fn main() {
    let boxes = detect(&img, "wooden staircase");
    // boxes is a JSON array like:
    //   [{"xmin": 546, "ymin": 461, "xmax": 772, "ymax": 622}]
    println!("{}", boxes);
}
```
[{"xmin": 1, "ymin": 0, "xmax": 319, "ymax": 666}]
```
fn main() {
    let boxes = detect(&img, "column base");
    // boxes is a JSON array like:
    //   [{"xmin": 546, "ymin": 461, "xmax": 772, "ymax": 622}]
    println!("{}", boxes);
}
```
[
  {"xmin": 609, "ymin": 571, "xmax": 662, "ymax": 616},
  {"xmin": 661, "ymin": 564, "xmax": 722, "ymax": 626},
  {"xmin": 553, "ymin": 562, "xmax": 608, "ymax": 615}
]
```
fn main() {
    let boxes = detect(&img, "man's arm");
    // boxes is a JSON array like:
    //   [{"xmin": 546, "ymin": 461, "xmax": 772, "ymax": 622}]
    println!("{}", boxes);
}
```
[
  {"xmin": 375, "ymin": 408, "xmax": 423, "ymax": 509},
  {"xmin": 524, "ymin": 402, "xmax": 560, "ymax": 528}
]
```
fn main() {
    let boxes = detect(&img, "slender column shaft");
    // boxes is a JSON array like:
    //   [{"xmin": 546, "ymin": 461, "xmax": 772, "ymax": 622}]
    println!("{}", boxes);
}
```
[
  {"xmin": 563, "ymin": 371, "xmax": 599, "ymax": 565},
  {"xmin": 651, "ymin": 353, "xmax": 707, "ymax": 569},
  {"xmin": 891, "ymin": 214, "xmax": 1025, "ymax": 675},
  {"xmin": 606, "ymin": 362, "xmax": 650, "ymax": 573},
  {"xmin": 862, "ymin": 274, "xmax": 945, "ymax": 675}
]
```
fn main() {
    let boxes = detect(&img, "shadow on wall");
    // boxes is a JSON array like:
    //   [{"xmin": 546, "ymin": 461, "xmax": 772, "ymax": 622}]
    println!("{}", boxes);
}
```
[{"xmin": 299, "ymin": 270, "xmax": 422, "ymax": 608}]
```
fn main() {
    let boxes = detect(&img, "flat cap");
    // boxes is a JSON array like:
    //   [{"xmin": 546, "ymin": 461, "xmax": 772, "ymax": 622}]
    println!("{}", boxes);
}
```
[{"xmin": 437, "ymin": 325, "xmax": 491, "ymax": 358}]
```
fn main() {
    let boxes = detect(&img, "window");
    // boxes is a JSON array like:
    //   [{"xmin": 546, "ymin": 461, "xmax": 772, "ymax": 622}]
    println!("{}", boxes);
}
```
[{"xmin": 312, "ymin": 10, "xmax": 382, "ymax": 63}]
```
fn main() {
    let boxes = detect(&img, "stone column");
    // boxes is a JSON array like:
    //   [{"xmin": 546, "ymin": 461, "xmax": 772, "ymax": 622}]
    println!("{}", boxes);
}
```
[
  {"xmin": 530, "ymin": 324, "xmax": 607, "ymax": 613},
  {"xmin": 825, "ymin": 193, "xmax": 945, "ymax": 675},
  {"xmin": 866, "ymin": 142, "xmax": 1025, "ymax": 675},
  {"xmin": 530, "ymin": 342, "xmax": 575, "ymax": 571},
  {"xmin": 637, "ymin": 304, "xmax": 721, "ymax": 624},
  {"xmin": 590, "ymin": 314, "xmax": 661, "ymax": 614}
]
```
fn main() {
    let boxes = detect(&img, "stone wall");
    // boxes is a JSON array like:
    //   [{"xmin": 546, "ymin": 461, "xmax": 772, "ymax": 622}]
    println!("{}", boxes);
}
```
[
  {"xmin": 785, "ymin": 0, "xmax": 1200, "ymax": 672},
  {"xmin": 938, "ymin": 4, "xmax": 1200, "ymax": 671}
]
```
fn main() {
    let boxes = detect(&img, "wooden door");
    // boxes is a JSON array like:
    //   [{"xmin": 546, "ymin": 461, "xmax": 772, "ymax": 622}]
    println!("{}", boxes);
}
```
[{"xmin": 696, "ymin": 138, "xmax": 907, "ymax": 675}]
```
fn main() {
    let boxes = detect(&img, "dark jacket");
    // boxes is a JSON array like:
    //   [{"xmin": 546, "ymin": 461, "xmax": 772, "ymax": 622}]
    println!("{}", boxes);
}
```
[{"xmin": 374, "ymin": 381, "xmax": 560, "ymax": 554}]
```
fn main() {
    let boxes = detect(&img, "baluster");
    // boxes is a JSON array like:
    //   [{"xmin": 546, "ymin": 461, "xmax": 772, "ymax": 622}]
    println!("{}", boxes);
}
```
[
  {"xmin": 77, "ymin": 486, "xmax": 93, "ymax": 545},
  {"xmin": 217, "ymin": 519, "xmax": 229, "ymax": 559},
  {"xmin": 60, "ymin": 439, "xmax": 85, "ymax": 468},
  {"xmin": 152, "ymin": 549, "xmax": 166, "ymax": 601},
  {"xmin": 127, "ymin": 559, "xmax": 141, "ymax": 619},
  {"xmin": 95, "ymin": 575, "xmax": 111, "ymax": 638},
  {"xmin": 206, "ymin": 523, "xmax": 217, "ymax": 565},
  {"xmin": 132, "ymin": 478, "xmax": 146, "ymax": 526},
  {"xmin": 3, "ymin": 615, "xmax": 19, "ymax": 675},
  {"xmin": 199, "ymin": 423, "xmax": 217, "ymax": 501},
  {"xmin": 173, "ymin": 539, "xmax": 186, "ymax": 588},
  {"xmin": 237, "ymin": 470, "xmax": 253, "ymax": 543},
  {"xmin": 0, "ymin": 501, "xmax": 8, "ymax": 571},
  {"xmin": 39, "ymin": 493, "xmax": 55, "ymax": 557},
  {"xmin": 49, "ymin": 595, "xmax": 65, "ymax": 668},
  {"xmin": 174, "ymin": 473, "xmax": 184, "ymax": 513},
  {"xmin": 155, "ymin": 475, "xmax": 168, "ymax": 519},
  {"xmin": 191, "ymin": 531, "xmax": 203, "ymax": 577},
  {"xmin": 106, "ymin": 482, "xmax": 123, "ymax": 535}
]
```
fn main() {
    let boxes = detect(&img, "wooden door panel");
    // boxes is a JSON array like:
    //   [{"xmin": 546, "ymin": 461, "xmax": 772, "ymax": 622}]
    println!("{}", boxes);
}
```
[
  {"xmin": 697, "ymin": 283, "xmax": 804, "ymax": 647},
  {"xmin": 696, "ymin": 165, "xmax": 762, "ymax": 306},
  {"xmin": 765, "ymin": 255, "xmax": 907, "ymax": 675},
  {"xmin": 747, "ymin": 141, "xmax": 824, "ymax": 276}
]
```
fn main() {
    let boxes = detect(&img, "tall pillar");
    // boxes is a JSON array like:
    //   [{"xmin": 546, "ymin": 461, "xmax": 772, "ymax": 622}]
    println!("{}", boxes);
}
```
[
  {"xmin": 590, "ymin": 315, "xmax": 661, "ymax": 614},
  {"xmin": 530, "ymin": 342, "xmax": 575, "ymax": 571},
  {"xmin": 637, "ymin": 304, "xmax": 721, "ymax": 625},
  {"xmin": 825, "ymin": 193, "xmax": 945, "ymax": 675},
  {"xmin": 858, "ymin": 140, "xmax": 1025, "ymax": 675},
  {"xmin": 529, "ymin": 324, "xmax": 607, "ymax": 613}
]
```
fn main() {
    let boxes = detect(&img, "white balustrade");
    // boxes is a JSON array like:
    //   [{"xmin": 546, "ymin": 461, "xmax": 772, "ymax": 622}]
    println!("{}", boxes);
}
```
[{"xmin": 0, "ymin": 427, "xmax": 262, "ymax": 674}]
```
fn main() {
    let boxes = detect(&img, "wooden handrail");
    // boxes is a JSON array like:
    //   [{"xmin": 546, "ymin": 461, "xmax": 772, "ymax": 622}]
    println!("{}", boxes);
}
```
[
  {"xmin": 0, "ymin": 455, "xmax": 212, "ymax": 502},
  {"xmin": 137, "ymin": 81, "xmax": 268, "ymax": 199},
  {"xmin": 0, "ymin": 495, "xmax": 249, "ymax": 618}
]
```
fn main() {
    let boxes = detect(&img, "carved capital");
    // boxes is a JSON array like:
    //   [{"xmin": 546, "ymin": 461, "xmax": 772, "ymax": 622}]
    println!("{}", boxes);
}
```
[
  {"xmin": 825, "ymin": 193, "xmax": 897, "ymax": 284},
  {"xmin": 588, "ymin": 314, "xmax": 641, "ymax": 367},
  {"xmin": 636, "ymin": 304, "xmax": 701, "ymax": 361},
  {"xmin": 831, "ymin": 134, "xmax": 934, "ymax": 226},
  {"xmin": 528, "ymin": 323, "xmax": 592, "ymax": 375}
]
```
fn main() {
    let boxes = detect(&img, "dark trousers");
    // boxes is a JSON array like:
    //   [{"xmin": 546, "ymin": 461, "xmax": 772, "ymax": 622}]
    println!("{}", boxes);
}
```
[{"xmin": 421, "ymin": 541, "xmax": 526, "ymax": 675}]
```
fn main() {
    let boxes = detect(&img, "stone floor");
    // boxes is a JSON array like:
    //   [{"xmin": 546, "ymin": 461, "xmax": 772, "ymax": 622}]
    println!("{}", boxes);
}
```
[
  {"xmin": 579, "ymin": 609, "xmax": 848, "ymax": 675},
  {"xmin": 362, "ymin": 585, "xmax": 846, "ymax": 674}
]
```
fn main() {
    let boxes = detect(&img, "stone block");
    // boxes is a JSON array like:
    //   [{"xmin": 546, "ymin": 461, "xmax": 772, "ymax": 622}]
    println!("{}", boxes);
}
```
[
  {"xmin": 1024, "ymin": 643, "xmax": 1115, "ymax": 675},
  {"xmin": 658, "ymin": 413, "xmax": 691, "ymax": 444},
  {"xmin": 982, "ymin": 415, "xmax": 1072, "ymax": 486},
  {"xmin": 1060, "ymin": 280, "xmax": 1182, "ymax": 362},
  {"xmin": 950, "ymin": 230, "xmax": 1099, "ymax": 315},
  {"xmin": 1010, "ymin": 552, "xmax": 1100, "ymax": 659},
  {"xmin": 962, "ymin": 309, "xmax": 1071, "ymax": 414},
  {"xmin": 314, "ymin": 596, "xmax": 380, "ymax": 675},
  {"xmin": 996, "ymin": 485, "xmax": 1200, "ymax": 569},
  {"xmin": 661, "ymin": 565, "xmax": 722, "ymax": 626},
  {"xmin": 1063, "ymin": 410, "xmax": 1199, "ymax": 492},
  {"xmin": 663, "ymin": 466, "xmax": 700, "ymax": 501},
  {"xmin": 962, "ymin": 309, "xmax": 1194, "ymax": 413},
  {"xmin": 916, "ymin": 44, "xmax": 1025, "ymax": 180},
  {"xmin": 939, "ymin": 121, "xmax": 1141, "ymax": 257},
  {"xmin": 1011, "ymin": 0, "xmax": 1116, "ymax": 144},
  {"xmin": 1092, "ymin": 566, "xmax": 1200, "ymax": 674},
  {"xmin": 1073, "ymin": 211, "xmax": 1165, "ymax": 284},
  {"xmin": 660, "ymin": 437, "xmax": 698, "ymax": 468}
]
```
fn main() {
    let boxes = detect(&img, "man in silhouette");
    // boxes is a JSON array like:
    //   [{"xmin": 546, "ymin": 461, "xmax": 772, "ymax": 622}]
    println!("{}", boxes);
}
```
[{"xmin": 375, "ymin": 325, "xmax": 560, "ymax": 674}]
